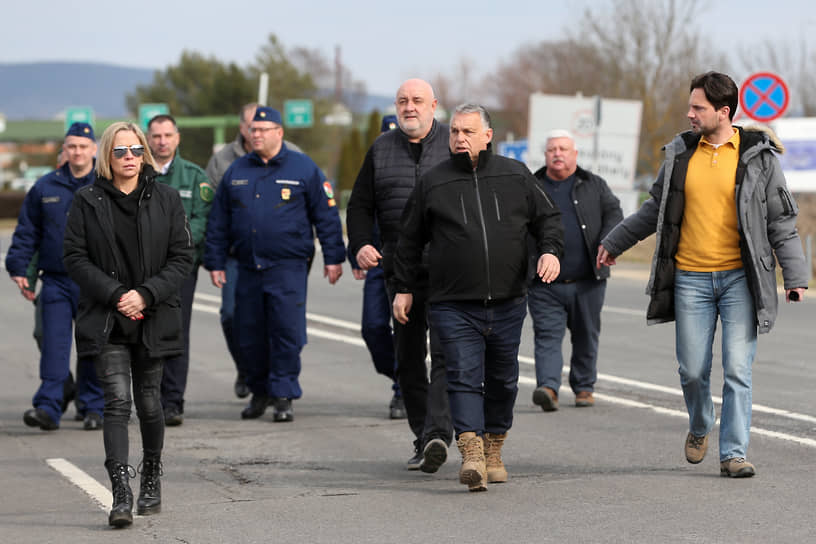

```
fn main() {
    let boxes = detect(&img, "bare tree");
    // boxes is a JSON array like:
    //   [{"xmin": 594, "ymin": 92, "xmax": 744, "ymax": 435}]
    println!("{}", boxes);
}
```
[
  {"xmin": 430, "ymin": 56, "xmax": 483, "ymax": 114},
  {"xmin": 486, "ymin": 0, "xmax": 729, "ymax": 176},
  {"xmin": 487, "ymin": 39, "xmax": 609, "ymax": 139}
]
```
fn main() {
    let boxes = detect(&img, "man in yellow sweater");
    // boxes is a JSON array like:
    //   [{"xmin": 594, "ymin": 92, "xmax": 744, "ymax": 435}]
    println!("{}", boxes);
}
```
[{"xmin": 597, "ymin": 71, "xmax": 808, "ymax": 478}]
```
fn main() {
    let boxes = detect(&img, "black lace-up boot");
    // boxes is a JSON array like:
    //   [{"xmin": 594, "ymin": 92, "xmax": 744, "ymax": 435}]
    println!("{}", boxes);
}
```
[
  {"xmin": 137, "ymin": 455, "xmax": 162, "ymax": 515},
  {"xmin": 105, "ymin": 461, "xmax": 134, "ymax": 527}
]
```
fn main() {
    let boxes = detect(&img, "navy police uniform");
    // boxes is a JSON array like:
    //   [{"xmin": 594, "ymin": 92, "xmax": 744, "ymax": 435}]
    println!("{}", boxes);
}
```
[
  {"xmin": 204, "ymin": 111, "xmax": 345, "ymax": 401},
  {"xmin": 5, "ymin": 123, "xmax": 104, "ymax": 427}
]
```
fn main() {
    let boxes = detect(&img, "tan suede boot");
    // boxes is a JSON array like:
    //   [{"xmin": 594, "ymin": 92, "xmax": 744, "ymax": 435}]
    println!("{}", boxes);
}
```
[
  {"xmin": 456, "ymin": 432, "xmax": 487, "ymax": 492},
  {"xmin": 483, "ymin": 432, "xmax": 508, "ymax": 483}
]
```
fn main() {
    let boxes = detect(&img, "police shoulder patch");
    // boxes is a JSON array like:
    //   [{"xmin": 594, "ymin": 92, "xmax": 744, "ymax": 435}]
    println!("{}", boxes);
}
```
[
  {"xmin": 200, "ymin": 182, "xmax": 215, "ymax": 202},
  {"xmin": 323, "ymin": 181, "xmax": 334, "ymax": 199}
]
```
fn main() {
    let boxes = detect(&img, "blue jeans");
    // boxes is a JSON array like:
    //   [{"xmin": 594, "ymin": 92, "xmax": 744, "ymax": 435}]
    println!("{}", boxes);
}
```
[
  {"xmin": 527, "ymin": 279, "xmax": 606, "ymax": 394},
  {"xmin": 429, "ymin": 297, "xmax": 527, "ymax": 438},
  {"xmin": 674, "ymin": 268, "xmax": 757, "ymax": 461}
]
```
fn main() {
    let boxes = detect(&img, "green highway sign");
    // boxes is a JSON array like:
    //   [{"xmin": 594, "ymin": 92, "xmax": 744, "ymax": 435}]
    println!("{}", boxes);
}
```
[
  {"xmin": 64, "ymin": 106, "xmax": 94, "ymax": 132},
  {"xmin": 284, "ymin": 99, "xmax": 314, "ymax": 128},
  {"xmin": 139, "ymin": 103, "xmax": 170, "ymax": 130}
]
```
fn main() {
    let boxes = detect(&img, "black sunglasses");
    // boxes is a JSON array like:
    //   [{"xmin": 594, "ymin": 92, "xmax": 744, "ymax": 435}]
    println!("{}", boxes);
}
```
[{"xmin": 112, "ymin": 145, "xmax": 145, "ymax": 159}]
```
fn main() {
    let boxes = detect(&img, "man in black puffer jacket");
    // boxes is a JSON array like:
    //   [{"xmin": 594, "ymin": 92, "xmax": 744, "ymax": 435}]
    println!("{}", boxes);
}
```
[
  {"xmin": 347, "ymin": 79, "xmax": 453, "ymax": 472},
  {"xmin": 393, "ymin": 104, "xmax": 563, "ymax": 492}
]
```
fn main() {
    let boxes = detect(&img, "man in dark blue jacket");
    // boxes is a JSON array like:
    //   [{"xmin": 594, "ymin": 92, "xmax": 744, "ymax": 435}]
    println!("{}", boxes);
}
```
[
  {"xmin": 6, "ymin": 122, "xmax": 104, "ymax": 431},
  {"xmin": 204, "ymin": 106, "xmax": 345, "ymax": 422},
  {"xmin": 528, "ymin": 130, "xmax": 623, "ymax": 412}
]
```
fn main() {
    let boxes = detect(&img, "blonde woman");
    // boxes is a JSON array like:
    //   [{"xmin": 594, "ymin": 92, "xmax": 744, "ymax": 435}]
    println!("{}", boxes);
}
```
[{"xmin": 64, "ymin": 122, "xmax": 193, "ymax": 527}]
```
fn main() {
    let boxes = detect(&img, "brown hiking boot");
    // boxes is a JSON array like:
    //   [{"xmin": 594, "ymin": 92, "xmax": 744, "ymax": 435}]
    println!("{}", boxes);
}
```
[
  {"xmin": 456, "ymin": 432, "xmax": 487, "ymax": 492},
  {"xmin": 575, "ymin": 391, "xmax": 595, "ymax": 407},
  {"xmin": 684, "ymin": 432, "xmax": 708, "ymax": 464},
  {"xmin": 532, "ymin": 386, "xmax": 558, "ymax": 412},
  {"xmin": 720, "ymin": 458, "xmax": 756, "ymax": 478},
  {"xmin": 483, "ymin": 432, "xmax": 508, "ymax": 483}
]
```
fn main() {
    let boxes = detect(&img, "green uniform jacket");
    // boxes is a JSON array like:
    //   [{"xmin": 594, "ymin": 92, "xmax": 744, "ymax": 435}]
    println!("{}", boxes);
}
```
[{"xmin": 156, "ymin": 153, "xmax": 214, "ymax": 265}]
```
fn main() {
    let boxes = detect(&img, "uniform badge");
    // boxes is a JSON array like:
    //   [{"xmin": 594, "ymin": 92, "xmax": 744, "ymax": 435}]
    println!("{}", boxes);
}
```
[
  {"xmin": 328, "ymin": 198, "xmax": 336, "ymax": 207},
  {"xmin": 281, "ymin": 187, "xmax": 291, "ymax": 200},
  {"xmin": 323, "ymin": 181, "xmax": 334, "ymax": 199},
  {"xmin": 200, "ymin": 182, "xmax": 214, "ymax": 203}
]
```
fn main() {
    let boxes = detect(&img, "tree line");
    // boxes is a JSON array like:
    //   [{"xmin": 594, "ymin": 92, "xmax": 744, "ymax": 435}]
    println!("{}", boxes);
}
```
[{"xmin": 126, "ymin": 0, "xmax": 815, "ymax": 199}]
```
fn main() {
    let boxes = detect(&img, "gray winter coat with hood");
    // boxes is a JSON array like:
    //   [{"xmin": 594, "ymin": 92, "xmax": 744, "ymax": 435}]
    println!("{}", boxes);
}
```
[{"xmin": 601, "ymin": 125, "xmax": 808, "ymax": 334}]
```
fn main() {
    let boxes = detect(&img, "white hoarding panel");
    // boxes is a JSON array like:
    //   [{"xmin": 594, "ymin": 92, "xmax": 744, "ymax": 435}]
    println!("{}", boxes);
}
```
[
  {"xmin": 771, "ymin": 117, "xmax": 816, "ymax": 193},
  {"xmin": 527, "ymin": 94, "xmax": 642, "ymax": 194}
]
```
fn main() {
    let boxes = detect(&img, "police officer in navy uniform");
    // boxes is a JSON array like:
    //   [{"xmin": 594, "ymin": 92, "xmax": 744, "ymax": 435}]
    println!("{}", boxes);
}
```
[
  {"xmin": 6, "ymin": 122, "xmax": 105, "ymax": 431},
  {"xmin": 204, "ymin": 106, "xmax": 346, "ymax": 422}
]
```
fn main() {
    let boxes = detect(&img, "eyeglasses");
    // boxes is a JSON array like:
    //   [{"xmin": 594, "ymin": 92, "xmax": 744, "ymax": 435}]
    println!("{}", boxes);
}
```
[
  {"xmin": 112, "ymin": 145, "xmax": 145, "ymax": 159},
  {"xmin": 250, "ymin": 126, "xmax": 282, "ymax": 134}
]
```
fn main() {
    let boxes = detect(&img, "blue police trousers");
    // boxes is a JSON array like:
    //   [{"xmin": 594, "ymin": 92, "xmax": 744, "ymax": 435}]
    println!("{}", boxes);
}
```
[{"xmin": 235, "ymin": 262, "xmax": 308, "ymax": 400}]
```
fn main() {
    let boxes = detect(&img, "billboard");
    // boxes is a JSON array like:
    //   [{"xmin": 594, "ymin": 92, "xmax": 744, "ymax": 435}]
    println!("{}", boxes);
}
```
[
  {"xmin": 528, "ymin": 93, "xmax": 643, "ymax": 214},
  {"xmin": 771, "ymin": 117, "xmax": 816, "ymax": 193}
]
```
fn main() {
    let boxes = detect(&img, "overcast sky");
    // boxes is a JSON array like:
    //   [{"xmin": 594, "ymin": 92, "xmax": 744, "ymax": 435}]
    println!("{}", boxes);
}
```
[{"xmin": 2, "ymin": 0, "xmax": 814, "ymax": 97}]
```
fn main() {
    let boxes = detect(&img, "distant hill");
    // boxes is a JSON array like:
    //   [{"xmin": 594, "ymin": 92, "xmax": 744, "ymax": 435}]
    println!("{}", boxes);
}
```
[
  {"xmin": 0, "ymin": 62, "xmax": 156, "ymax": 120},
  {"xmin": 0, "ymin": 62, "xmax": 393, "ymax": 121}
]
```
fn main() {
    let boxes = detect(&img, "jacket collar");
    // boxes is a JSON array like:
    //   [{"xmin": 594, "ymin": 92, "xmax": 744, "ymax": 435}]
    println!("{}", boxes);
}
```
[
  {"xmin": 451, "ymin": 142, "xmax": 494, "ymax": 172},
  {"xmin": 56, "ymin": 160, "xmax": 97, "ymax": 187},
  {"xmin": 534, "ymin": 164, "xmax": 587, "ymax": 182},
  {"xmin": 248, "ymin": 142, "xmax": 289, "ymax": 166},
  {"xmin": 397, "ymin": 118, "xmax": 442, "ymax": 145},
  {"xmin": 94, "ymin": 164, "xmax": 157, "ymax": 196},
  {"xmin": 668, "ymin": 125, "xmax": 781, "ymax": 164}
]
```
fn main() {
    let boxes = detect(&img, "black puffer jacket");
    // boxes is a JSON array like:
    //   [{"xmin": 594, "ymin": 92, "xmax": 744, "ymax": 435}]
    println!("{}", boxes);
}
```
[
  {"xmin": 63, "ymin": 165, "xmax": 194, "ymax": 357},
  {"xmin": 346, "ymin": 119, "xmax": 450, "ymax": 278},
  {"xmin": 394, "ymin": 145, "xmax": 563, "ymax": 303}
]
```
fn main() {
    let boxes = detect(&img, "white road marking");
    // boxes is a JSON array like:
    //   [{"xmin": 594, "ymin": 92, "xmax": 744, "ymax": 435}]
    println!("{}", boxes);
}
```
[
  {"xmin": 518, "ymin": 377, "xmax": 816, "ymax": 449},
  {"xmin": 40, "ymin": 292, "xmax": 816, "ymax": 504},
  {"xmin": 193, "ymin": 295, "xmax": 816, "ymax": 446},
  {"xmin": 46, "ymin": 458, "xmax": 111, "ymax": 513}
]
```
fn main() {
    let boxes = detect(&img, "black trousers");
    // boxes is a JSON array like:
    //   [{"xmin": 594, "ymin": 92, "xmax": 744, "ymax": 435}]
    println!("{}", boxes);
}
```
[
  {"xmin": 387, "ymin": 280, "xmax": 452, "ymax": 449},
  {"xmin": 161, "ymin": 268, "xmax": 197, "ymax": 413},
  {"xmin": 94, "ymin": 344, "xmax": 164, "ymax": 465}
]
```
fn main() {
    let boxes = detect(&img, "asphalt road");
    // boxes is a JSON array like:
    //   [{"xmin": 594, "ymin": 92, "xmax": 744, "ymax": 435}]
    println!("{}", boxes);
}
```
[{"xmin": 1, "ymin": 246, "xmax": 814, "ymax": 543}]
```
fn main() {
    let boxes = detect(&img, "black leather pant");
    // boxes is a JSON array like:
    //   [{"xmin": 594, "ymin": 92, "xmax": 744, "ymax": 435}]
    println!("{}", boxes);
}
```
[{"xmin": 94, "ymin": 344, "xmax": 164, "ymax": 465}]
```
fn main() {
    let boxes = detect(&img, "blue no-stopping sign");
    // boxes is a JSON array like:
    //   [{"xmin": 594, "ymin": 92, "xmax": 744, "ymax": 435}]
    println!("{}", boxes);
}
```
[{"xmin": 740, "ymin": 72, "xmax": 789, "ymax": 122}]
